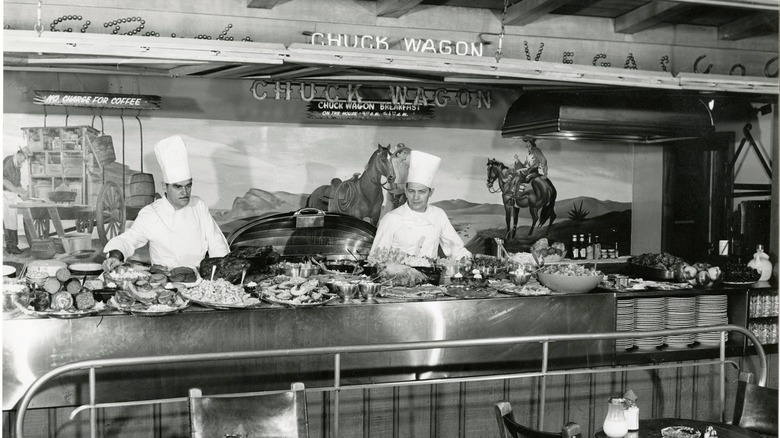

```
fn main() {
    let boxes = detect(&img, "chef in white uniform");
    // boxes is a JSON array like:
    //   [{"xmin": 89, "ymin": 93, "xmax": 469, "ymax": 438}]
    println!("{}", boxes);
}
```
[
  {"xmin": 102, "ymin": 135, "xmax": 229, "ymax": 271},
  {"xmin": 369, "ymin": 150, "xmax": 471, "ymax": 260}
]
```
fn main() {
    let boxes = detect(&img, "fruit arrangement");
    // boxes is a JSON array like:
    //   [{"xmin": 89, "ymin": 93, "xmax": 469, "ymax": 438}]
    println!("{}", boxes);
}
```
[
  {"xmin": 674, "ymin": 262, "xmax": 722, "ymax": 288},
  {"xmin": 721, "ymin": 262, "xmax": 761, "ymax": 283}
]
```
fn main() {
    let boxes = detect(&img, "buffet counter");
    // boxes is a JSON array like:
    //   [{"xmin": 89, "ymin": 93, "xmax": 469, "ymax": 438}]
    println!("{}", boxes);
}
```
[
  {"xmin": 4, "ymin": 279, "xmax": 776, "ymax": 411},
  {"xmin": 3, "ymin": 293, "xmax": 614, "ymax": 410}
]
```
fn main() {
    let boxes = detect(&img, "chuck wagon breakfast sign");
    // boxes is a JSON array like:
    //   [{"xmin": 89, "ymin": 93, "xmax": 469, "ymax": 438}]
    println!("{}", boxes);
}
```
[{"xmin": 250, "ymin": 81, "xmax": 492, "ymax": 120}]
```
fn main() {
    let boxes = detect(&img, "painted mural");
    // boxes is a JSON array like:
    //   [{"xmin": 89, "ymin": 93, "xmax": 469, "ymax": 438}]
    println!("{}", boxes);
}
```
[{"xmin": 3, "ymin": 113, "xmax": 633, "ymax": 256}]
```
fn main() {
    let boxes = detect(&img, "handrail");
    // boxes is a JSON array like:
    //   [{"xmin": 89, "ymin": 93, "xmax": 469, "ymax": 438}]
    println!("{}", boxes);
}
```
[{"xmin": 14, "ymin": 324, "xmax": 767, "ymax": 438}]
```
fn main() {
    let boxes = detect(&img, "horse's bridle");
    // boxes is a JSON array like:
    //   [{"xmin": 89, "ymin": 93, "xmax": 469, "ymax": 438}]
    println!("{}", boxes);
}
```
[
  {"xmin": 486, "ymin": 164, "xmax": 501, "ymax": 194},
  {"xmin": 368, "ymin": 149, "xmax": 396, "ymax": 190}
]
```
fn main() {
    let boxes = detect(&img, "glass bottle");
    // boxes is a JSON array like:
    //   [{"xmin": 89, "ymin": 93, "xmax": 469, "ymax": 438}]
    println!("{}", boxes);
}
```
[
  {"xmin": 747, "ymin": 244, "xmax": 772, "ymax": 282},
  {"xmin": 570, "ymin": 234, "xmax": 578, "ymax": 259},
  {"xmin": 578, "ymin": 234, "xmax": 586, "ymax": 259},
  {"xmin": 603, "ymin": 397, "xmax": 628, "ymax": 438}
]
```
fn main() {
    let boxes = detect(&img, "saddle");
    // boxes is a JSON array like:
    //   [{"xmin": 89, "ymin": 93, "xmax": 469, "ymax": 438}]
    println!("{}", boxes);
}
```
[
  {"xmin": 320, "ymin": 178, "xmax": 342, "ymax": 203},
  {"xmin": 330, "ymin": 179, "xmax": 359, "ymax": 212}
]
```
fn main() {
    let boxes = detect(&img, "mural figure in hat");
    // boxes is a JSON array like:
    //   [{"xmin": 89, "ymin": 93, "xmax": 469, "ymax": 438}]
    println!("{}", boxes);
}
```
[
  {"xmin": 369, "ymin": 150, "xmax": 471, "ymax": 261},
  {"xmin": 3, "ymin": 146, "xmax": 31, "ymax": 254},
  {"xmin": 511, "ymin": 137, "xmax": 548, "ymax": 195},
  {"xmin": 102, "ymin": 135, "xmax": 229, "ymax": 271}
]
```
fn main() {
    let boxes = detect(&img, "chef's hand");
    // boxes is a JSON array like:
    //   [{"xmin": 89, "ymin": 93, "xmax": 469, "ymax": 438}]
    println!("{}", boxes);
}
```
[
  {"xmin": 102, "ymin": 256, "xmax": 123, "ymax": 273},
  {"xmin": 18, "ymin": 188, "xmax": 29, "ymax": 200}
]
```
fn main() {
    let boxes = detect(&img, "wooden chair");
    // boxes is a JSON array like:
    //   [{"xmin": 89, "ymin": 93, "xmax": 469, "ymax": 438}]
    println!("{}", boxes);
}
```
[
  {"xmin": 495, "ymin": 401, "xmax": 582, "ymax": 438},
  {"xmin": 188, "ymin": 382, "xmax": 309, "ymax": 438},
  {"xmin": 732, "ymin": 372, "xmax": 778, "ymax": 437}
]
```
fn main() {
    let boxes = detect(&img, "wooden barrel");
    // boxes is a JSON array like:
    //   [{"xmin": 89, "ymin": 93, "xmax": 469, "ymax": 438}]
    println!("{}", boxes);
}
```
[{"xmin": 127, "ymin": 173, "xmax": 155, "ymax": 207}]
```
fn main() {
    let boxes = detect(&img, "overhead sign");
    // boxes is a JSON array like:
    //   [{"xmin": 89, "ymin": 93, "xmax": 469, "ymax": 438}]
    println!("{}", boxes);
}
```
[
  {"xmin": 251, "ymin": 81, "xmax": 492, "ymax": 109},
  {"xmin": 306, "ymin": 100, "xmax": 433, "ymax": 120},
  {"xmin": 33, "ymin": 90, "xmax": 161, "ymax": 110}
]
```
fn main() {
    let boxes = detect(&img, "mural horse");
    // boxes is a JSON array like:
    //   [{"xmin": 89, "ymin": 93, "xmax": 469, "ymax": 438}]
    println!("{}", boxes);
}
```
[
  {"xmin": 306, "ymin": 144, "xmax": 396, "ymax": 225},
  {"xmin": 486, "ymin": 158, "xmax": 557, "ymax": 239}
]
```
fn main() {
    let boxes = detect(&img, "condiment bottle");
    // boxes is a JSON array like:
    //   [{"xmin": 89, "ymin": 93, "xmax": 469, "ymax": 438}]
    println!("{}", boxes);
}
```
[
  {"xmin": 570, "ymin": 234, "xmax": 578, "ymax": 259},
  {"xmin": 747, "ymin": 244, "xmax": 772, "ymax": 281},
  {"xmin": 603, "ymin": 397, "xmax": 629, "ymax": 438},
  {"xmin": 623, "ymin": 389, "xmax": 639, "ymax": 431}
]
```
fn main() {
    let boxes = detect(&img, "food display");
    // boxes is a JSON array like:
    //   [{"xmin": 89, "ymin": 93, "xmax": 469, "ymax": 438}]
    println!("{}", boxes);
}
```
[
  {"xmin": 109, "ymin": 283, "xmax": 188, "ymax": 315},
  {"xmin": 199, "ymin": 245, "xmax": 281, "ymax": 284},
  {"xmin": 105, "ymin": 265, "xmax": 151, "ymax": 283},
  {"xmin": 673, "ymin": 262, "xmax": 722, "ymax": 288},
  {"xmin": 368, "ymin": 247, "xmax": 433, "ymax": 268},
  {"xmin": 531, "ymin": 238, "xmax": 566, "ymax": 263},
  {"xmin": 721, "ymin": 262, "xmax": 761, "ymax": 284},
  {"xmin": 255, "ymin": 275, "xmax": 335, "ymax": 306},
  {"xmin": 378, "ymin": 285, "xmax": 446, "ymax": 301},
  {"xmin": 537, "ymin": 263, "xmax": 603, "ymax": 294},
  {"xmin": 183, "ymin": 278, "xmax": 260, "ymax": 308},
  {"xmin": 489, "ymin": 279, "xmax": 551, "ymax": 296},
  {"xmin": 149, "ymin": 265, "xmax": 199, "ymax": 283},
  {"xmin": 630, "ymin": 252, "xmax": 687, "ymax": 270},
  {"xmin": 661, "ymin": 426, "xmax": 701, "ymax": 438}
]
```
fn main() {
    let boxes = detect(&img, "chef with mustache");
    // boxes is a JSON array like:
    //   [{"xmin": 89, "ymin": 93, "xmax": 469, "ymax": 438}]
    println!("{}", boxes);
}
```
[
  {"xmin": 102, "ymin": 135, "xmax": 229, "ymax": 272},
  {"xmin": 369, "ymin": 150, "xmax": 471, "ymax": 260}
]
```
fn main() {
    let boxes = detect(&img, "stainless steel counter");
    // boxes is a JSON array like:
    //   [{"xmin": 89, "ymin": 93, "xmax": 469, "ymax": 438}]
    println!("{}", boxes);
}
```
[{"xmin": 3, "ymin": 294, "xmax": 614, "ymax": 410}]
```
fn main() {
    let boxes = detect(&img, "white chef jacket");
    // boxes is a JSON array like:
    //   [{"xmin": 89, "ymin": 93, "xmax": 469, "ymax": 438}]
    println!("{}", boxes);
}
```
[
  {"xmin": 370, "ymin": 203, "xmax": 471, "ymax": 260},
  {"xmin": 104, "ymin": 196, "xmax": 229, "ymax": 268}
]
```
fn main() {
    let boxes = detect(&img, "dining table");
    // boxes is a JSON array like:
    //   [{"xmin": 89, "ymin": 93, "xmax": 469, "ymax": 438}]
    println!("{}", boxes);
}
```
[{"xmin": 594, "ymin": 418, "xmax": 763, "ymax": 438}]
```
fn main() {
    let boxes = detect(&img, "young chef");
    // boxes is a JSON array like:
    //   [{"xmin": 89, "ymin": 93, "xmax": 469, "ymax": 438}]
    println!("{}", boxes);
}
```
[
  {"xmin": 3, "ymin": 147, "xmax": 30, "ymax": 254},
  {"xmin": 369, "ymin": 150, "xmax": 471, "ymax": 260},
  {"xmin": 102, "ymin": 135, "xmax": 229, "ymax": 271}
]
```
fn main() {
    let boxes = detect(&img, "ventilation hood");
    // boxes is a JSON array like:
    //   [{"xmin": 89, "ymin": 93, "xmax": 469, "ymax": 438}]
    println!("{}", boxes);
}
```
[{"xmin": 502, "ymin": 91, "xmax": 715, "ymax": 143}]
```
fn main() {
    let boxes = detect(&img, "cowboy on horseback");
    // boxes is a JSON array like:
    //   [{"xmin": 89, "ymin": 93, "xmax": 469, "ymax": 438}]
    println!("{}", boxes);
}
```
[{"xmin": 510, "ymin": 138, "xmax": 548, "ymax": 198}]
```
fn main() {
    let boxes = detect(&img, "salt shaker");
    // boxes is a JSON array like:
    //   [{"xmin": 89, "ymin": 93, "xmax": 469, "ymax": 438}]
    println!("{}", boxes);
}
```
[{"xmin": 603, "ymin": 397, "xmax": 628, "ymax": 438}]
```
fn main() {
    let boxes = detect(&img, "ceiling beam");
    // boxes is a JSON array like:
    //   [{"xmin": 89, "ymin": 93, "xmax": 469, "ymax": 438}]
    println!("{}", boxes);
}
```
[
  {"xmin": 504, "ymin": 0, "xmax": 576, "ymax": 26},
  {"xmin": 718, "ymin": 12, "xmax": 779, "ymax": 40},
  {"xmin": 614, "ymin": 1, "xmax": 696, "ymax": 34},
  {"xmin": 376, "ymin": 0, "xmax": 425, "ymax": 18},
  {"xmin": 247, "ymin": 0, "xmax": 293, "ymax": 8}
]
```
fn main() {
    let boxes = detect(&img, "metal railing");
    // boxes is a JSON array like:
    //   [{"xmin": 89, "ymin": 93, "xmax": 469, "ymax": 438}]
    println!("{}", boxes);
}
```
[{"xmin": 14, "ymin": 324, "xmax": 767, "ymax": 438}]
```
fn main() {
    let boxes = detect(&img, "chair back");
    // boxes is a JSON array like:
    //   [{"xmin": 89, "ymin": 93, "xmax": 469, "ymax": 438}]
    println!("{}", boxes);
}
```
[
  {"xmin": 495, "ymin": 401, "xmax": 582, "ymax": 438},
  {"xmin": 733, "ymin": 372, "xmax": 778, "ymax": 436},
  {"xmin": 189, "ymin": 382, "xmax": 309, "ymax": 438}
]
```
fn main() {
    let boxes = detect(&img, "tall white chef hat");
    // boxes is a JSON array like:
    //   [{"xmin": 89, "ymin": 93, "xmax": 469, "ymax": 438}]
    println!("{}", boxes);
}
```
[
  {"xmin": 154, "ymin": 135, "xmax": 191, "ymax": 184},
  {"xmin": 406, "ymin": 150, "xmax": 441, "ymax": 188}
]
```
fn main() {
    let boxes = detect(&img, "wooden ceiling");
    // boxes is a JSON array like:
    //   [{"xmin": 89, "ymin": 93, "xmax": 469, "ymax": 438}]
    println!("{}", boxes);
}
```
[
  {"xmin": 4, "ymin": 0, "xmax": 778, "ymax": 94},
  {"xmin": 251, "ymin": 0, "xmax": 779, "ymax": 41}
]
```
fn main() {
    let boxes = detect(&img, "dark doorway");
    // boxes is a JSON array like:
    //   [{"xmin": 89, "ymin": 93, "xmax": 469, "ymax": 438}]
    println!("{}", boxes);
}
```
[{"xmin": 662, "ymin": 133, "xmax": 733, "ymax": 263}]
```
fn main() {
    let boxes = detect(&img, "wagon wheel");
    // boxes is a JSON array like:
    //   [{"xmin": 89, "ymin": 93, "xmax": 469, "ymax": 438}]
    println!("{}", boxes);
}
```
[
  {"xmin": 96, "ymin": 181, "xmax": 126, "ymax": 246},
  {"xmin": 23, "ymin": 218, "xmax": 50, "ymax": 242}
]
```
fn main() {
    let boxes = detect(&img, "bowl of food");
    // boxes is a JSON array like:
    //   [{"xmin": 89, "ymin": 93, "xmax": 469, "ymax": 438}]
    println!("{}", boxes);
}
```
[
  {"xmin": 25, "ymin": 269, "xmax": 50, "ymax": 287},
  {"xmin": 48, "ymin": 190, "xmax": 77, "ymax": 203},
  {"xmin": 280, "ymin": 263, "xmax": 320, "ymax": 278},
  {"xmin": 537, "ymin": 264, "xmax": 603, "ymax": 294}
]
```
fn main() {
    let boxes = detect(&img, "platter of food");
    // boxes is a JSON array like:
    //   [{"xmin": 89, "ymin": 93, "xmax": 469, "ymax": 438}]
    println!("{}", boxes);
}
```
[
  {"xmin": 262, "ymin": 294, "xmax": 338, "ymax": 307},
  {"xmin": 182, "ymin": 278, "xmax": 261, "ymax": 309},
  {"xmin": 722, "ymin": 281, "xmax": 757, "ymax": 285},
  {"xmin": 489, "ymin": 280, "xmax": 551, "ymax": 296},
  {"xmin": 256, "ymin": 275, "xmax": 337, "ymax": 307},
  {"xmin": 442, "ymin": 285, "xmax": 497, "ymax": 299},
  {"xmin": 377, "ymin": 285, "xmax": 446, "ymax": 301},
  {"xmin": 107, "ymin": 295, "xmax": 189, "ymax": 316},
  {"xmin": 37, "ymin": 305, "xmax": 104, "ymax": 319}
]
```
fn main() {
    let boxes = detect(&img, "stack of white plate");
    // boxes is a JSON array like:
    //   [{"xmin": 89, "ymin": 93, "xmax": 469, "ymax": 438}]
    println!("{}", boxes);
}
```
[
  {"xmin": 634, "ymin": 297, "xmax": 665, "ymax": 349},
  {"xmin": 665, "ymin": 297, "xmax": 696, "ymax": 348},
  {"xmin": 695, "ymin": 295, "xmax": 729, "ymax": 346},
  {"xmin": 616, "ymin": 299, "xmax": 635, "ymax": 350}
]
